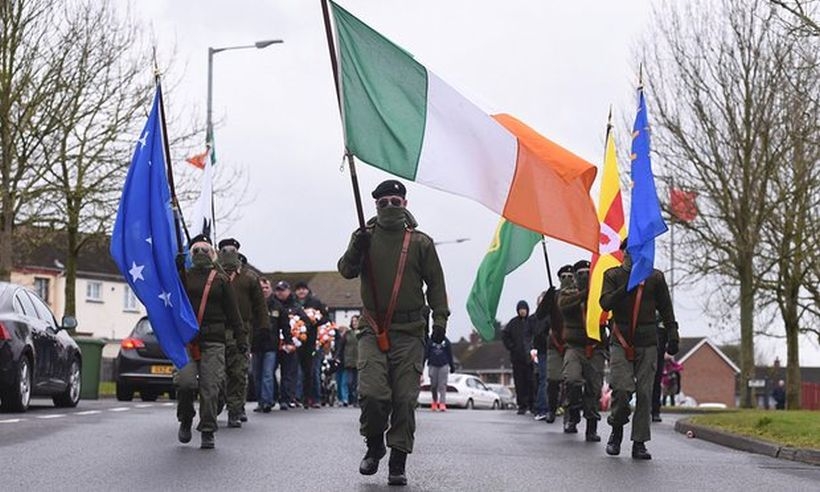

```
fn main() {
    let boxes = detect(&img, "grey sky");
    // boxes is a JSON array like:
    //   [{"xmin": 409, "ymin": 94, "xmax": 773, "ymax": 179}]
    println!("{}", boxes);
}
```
[{"xmin": 136, "ymin": 0, "xmax": 819, "ymax": 365}]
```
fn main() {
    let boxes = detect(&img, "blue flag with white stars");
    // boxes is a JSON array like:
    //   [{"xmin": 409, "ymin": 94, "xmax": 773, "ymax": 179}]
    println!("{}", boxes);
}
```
[
  {"xmin": 110, "ymin": 85, "xmax": 198, "ymax": 369},
  {"xmin": 627, "ymin": 86, "xmax": 668, "ymax": 291}
]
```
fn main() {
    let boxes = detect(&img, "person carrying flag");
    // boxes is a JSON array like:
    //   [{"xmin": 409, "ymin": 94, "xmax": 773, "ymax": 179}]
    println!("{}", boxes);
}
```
[
  {"xmin": 176, "ymin": 234, "xmax": 243, "ymax": 449},
  {"xmin": 600, "ymin": 239, "xmax": 679, "ymax": 460}
]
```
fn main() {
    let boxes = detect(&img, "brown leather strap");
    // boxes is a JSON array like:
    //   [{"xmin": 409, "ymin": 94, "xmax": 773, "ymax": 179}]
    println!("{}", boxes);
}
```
[
  {"xmin": 229, "ymin": 271, "xmax": 237, "ymax": 283},
  {"xmin": 198, "ymin": 270, "xmax": 218, "ymax": 325},
  {"xmin": 630, "ymin": 283, "xmax": 645, "ymax": 341},
  {"xmin": 550, "ymin": 332, "xmax": 566, "ymax": 355},
  {"xmin": 363, "ymin": 230, "xmax": 413, "ymax": 338}
]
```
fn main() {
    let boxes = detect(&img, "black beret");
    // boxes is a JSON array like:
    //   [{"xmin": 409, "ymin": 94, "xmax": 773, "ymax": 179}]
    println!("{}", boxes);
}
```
[
  {"xmin": 573, "ymin": 260, "xmax": 591, "ymax": 271},
  {"xmin": 294, "ymin": 281, "xmax": 309, "ymax": 290},
  {"xmin": 372, "ymin": 179, "xmax": 407, "ymax": 199},
  {"xmin": 218, "ymin": 237, "xmax": 241, "ymax": 250},
  {"xmin": 189, "ymin": 233, "xmax": 212, "ymax": 247},
  {"xmin": 557, "ymin": 264, "xmax": 574, "ymax": 276}
]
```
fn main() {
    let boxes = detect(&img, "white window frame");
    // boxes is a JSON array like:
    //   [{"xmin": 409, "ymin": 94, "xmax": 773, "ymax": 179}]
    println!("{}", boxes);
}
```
[
  {"xmin": 86, "ymin": 281, "xmax": 103, "ymax": 303},
  {"xmin": 123, "ymin": 285, "xmax": 139, "ymax": 312},
  {"xmin": 33, "ymin": 277, "xmax": 50, "ymax": 304}
]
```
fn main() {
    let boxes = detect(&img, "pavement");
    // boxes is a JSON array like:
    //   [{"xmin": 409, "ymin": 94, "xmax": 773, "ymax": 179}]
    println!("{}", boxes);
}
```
[{"xmin": 2, "ymin": 399, "xmax": 819, "ymax": 491}]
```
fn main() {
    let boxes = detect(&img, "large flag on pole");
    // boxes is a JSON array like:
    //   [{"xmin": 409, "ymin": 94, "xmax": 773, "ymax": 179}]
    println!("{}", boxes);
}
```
[
  {"xmin": 466, "ymin": 219, "xmax": 542, "ymax": 341},
  {"xmin": 188, "ymin": 129, "xmax": 214, "ymax": 239},
  {"xmin": 626, "ymin": 85, "xmax": 667, "ymax": 290},
  {"xmin": 586, "ymin": 117, "xmax": 626, "ymax": 340},
  {"xmin": 329, "ymin": 2, "xmax": 600, "ymax": 252},
  {"xmin": 110, "ymin": 86, "xmax": 199, "ymax": 369}
]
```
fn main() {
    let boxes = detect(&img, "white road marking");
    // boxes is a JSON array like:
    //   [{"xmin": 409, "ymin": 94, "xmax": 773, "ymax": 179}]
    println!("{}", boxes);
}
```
[
  {"xmin": 74, "ymin": 410, "xmax": 102, "ymax": 416},
  {"xmin": 162, "ymin": 402, "xmax": 174, "ymax": 407},
  {"xmin": 109, "ymin": 407, "xmax": 130, "ymax": 412},
  {"xmin": 135, "ymin": 404, "xmax": 153, "ymax": 408},
  {"xmin": 0, "ymin": 418, "xmax": 23, "ymax": 424},
  {"xmin": 37, "ymin": 414, "xmax": 66, "ymax": 419}
]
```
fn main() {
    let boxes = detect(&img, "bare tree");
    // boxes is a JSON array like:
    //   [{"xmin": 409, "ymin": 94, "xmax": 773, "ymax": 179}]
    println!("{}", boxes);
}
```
[
  {"xmin": 770, "ymin": 0, "xmax": 820, "ymax": 36},
  {"xmin": 639, "ymin": 0, "xmax": 797, "ymax": 407}
]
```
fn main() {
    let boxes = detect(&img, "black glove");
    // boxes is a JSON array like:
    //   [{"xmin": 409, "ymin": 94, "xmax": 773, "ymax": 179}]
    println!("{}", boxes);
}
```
[
  {"xmin": 449, "ymin": 365, "xmax": 456, "ymax": 373},
  {"xmin": 175, "ymin": 253, "xmax": 187, "ymax": 270},
  {"xmin": 352, "ymin": 228, "xmax": 371, "ymax": 253},
  {"xmin": 431, "ymin": 325, "xmax": 446, "ymax": 344},
  {"xmin": 666, "ymin": 339, "xmax": 679, "ymax": 356},
  {"xmin": 237, "ymin": 343, "xmax": 249, "ymax": 355}
]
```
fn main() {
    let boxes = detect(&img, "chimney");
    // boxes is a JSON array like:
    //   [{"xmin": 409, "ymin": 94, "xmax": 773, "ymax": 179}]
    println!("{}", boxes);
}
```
[
  {"xmin": 773, "ymin": 356, "xmax": 781, "ymax": 369},
  {"xmin": 469, "ymin": 332, "xmax": 480, "ymax": 347}
]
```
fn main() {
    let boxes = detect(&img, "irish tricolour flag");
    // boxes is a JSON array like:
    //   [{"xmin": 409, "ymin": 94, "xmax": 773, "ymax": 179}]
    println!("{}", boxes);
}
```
[{"xmin": 330, "ymin": 2, "xmax": 600, "ymax": 252}]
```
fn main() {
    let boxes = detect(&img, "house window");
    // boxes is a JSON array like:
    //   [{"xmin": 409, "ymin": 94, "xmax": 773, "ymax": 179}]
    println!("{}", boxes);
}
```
[
  {"xmin": 123, "ymin": 285, "xmax": 139, "ymax": 312},
  {"xmin": 86, "ymin": 281, "xmax": 103, "ymax": 302},
  {"xmin": 34, "ymin": 277, "xmax": 50, "ymax": 304}
]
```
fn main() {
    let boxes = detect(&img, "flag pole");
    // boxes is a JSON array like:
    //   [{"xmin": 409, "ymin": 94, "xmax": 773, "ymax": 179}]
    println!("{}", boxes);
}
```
[
  {"xmin": 153, "ymin": 54, "xmax": 188, "ymax": 278},
  {"xmin": 670, "ymin": 177, "xmax": 675, "ymax": 306},
  {"xmin": 540, "ymin": 237, "xmax": 554, "ymax": 289}
]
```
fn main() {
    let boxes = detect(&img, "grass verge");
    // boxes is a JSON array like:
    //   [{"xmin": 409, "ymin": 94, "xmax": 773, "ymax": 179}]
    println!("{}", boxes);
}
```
[{"xmin": 689, "ymin": 410, "xmax": 820, "ymax": 449}]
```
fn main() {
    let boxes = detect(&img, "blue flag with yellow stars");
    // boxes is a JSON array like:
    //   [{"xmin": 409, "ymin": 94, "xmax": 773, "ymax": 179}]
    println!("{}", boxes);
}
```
[
  {"xmin": 627, "ymin": 86, "xmax": 668, "ymax": 290},
  {"xmin": 110, "ymin": 85, "xmax": 198, "ymax": 369}
]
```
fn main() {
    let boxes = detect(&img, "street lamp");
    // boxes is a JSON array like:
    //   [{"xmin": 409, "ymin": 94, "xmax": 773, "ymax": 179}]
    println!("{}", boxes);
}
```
[
  {"xmin": 206, "ymin": 38, "xmax": 284, "ymax": 149},
  {"xmin": 434, "ymin": 238, "xmax": 471, "ymax": 246}
]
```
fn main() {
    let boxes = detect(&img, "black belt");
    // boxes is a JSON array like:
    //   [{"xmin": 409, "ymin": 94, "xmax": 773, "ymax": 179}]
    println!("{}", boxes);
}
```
[{"xmin": 364, "ymin": 309, "xmax": 423, "ymax": 324}]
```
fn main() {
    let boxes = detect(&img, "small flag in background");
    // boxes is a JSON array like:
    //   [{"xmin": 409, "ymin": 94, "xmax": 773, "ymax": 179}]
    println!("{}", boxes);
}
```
[
  {"xmin": 109, "ymin": 85, "xmax": 199, "ymax": 369},
  {"xmin": 185, "ymin": 147, "xmax": 209, "ymax": 169},
  {"xmin": 626, "ymin": 86, "xmax": 668, "ymax": 290},
  {"xmin": 466, "ymin": 219, "xmax": 541, "ymax": 341},
  {"xmin": 670, "ymin": 188, "xmax": 698, "ymax": 222},
  {"xmin": 586, "ymin": 119, "xmax": 626, "ymax": 341},
  {"xmin": 329, "ymin": 1, "xmax": 600, "ymax": 253},
  {"xmin": 188, "ymin": 134, "xmax": 214, "ymax": 240}
]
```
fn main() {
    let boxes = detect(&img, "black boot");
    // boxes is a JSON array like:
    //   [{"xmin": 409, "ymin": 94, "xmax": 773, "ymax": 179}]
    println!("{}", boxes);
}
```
[
  {"xmin": 228, "ymin": 413, "xmax": 242, "ymax": 428},
  {"xmin": 563, "ymin": 410, "xmax": 578, "ymax": 433},
  {"xmin": 200, "ymin": 431, "xmax": 215, "ymax": 449},
  {"xmin": 545, "ymin": 410, "xmax": 556, "ymax": 423},
  {"xmin": 239, "ymin": 409, "xmax": 248, "ymax": 422},
  {"xmin": 359, "ymin": 437, "xmax": 387, "ymax": 476},
  {"xmin": 632, "ymin": 441, "xmax": 652, "ymax": 460},
  {"xmin": 606, "ymin": 426, "xmax": 623, "ymax": 455},
  {"xmin": 178, "ymin": 420, "xmax": 192, "ymax": 444},
  {"xmin": 387, "ymin": 448, "xmax": 408, "ymax": 486},
  {"xmin": 585, "ymin": 419, "xmax": 601, "ymax": 442}
]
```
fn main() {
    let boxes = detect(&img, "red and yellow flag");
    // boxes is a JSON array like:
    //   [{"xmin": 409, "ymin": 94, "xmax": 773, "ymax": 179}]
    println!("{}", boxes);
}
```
[{"xmin": 586, "ymin": 120, "xmax": 626, "ymax": 340}]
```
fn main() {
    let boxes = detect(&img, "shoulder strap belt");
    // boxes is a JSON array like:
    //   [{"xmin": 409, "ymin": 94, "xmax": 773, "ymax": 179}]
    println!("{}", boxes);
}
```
[
  {"xmin": 610, "ymin": 282, "xmax": 644, "ymax": 360},
  {"xmin": 198, "ymin": 270, "xmax": 218, "ymax": 325}
]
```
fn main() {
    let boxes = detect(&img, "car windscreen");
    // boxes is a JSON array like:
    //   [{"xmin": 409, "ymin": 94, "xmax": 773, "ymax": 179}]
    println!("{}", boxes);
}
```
[{"xmin": 132, "ymin": 318, "xmax": 154, "ymax": 338}]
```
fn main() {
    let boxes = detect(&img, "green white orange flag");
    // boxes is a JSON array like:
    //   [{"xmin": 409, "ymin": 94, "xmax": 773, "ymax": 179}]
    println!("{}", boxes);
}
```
[
  {"xmin": 466, "ymin": 219, "xmax": 542, "ymax": 341},
  {"xmin": 329, "ymin": 2, "xmax": 600, "ymax": 252},
  {"xmin": 585, "ymin": 120, "xmax": 626, "ymax": 340}
]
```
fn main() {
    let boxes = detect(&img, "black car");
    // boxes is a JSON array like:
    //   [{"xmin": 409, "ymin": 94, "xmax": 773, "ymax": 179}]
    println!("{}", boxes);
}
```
[
  {"xmin": 114, "ymin": 317, "xmax": 176, "ymax": 401},
  {"xmin": 0, "ymin": 281, "xmax": 81, "ymax": 412}
]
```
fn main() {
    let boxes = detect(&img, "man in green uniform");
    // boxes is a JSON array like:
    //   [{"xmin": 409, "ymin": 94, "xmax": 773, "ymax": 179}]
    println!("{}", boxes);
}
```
[
  {"xmin": 338, "ymin": 180, "xmax": 450, "ymax": 487},
  {"xmin": 535, "ymin": 266, "xmax": 572, "ymax": 424},
  {"xmin": 217, "ymin": 238, "xmax": 265, "ymax": 427},
  {"xmin": 600, "ymin": 240, "xmax": 679, "ymax": 460},
  {"xmin": 557, "ymin": 260, "xmax": 606, "ymax": 442},
  {"xmin": 176, "ymin": 234, "xmax": 243, "ymax": 449}
]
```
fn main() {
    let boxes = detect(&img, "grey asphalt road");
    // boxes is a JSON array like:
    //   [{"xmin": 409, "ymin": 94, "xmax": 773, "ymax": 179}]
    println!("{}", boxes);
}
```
[{"xmin": 2, "ymin": 398, "xmax": 818, "ymax": 491}]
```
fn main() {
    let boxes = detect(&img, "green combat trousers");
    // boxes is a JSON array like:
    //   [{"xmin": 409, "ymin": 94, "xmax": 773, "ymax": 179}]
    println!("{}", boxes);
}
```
[
  {"xmin": 175, "ymin": 341, "xmax": 226, "ymax": 433},
  {"xmin": 224, "ymin": 328, "xmax": 249, "ymax": 417},
  {"xmin": 562, "ymin": 346, "xmax": 605, "ymax": 421},
  {"xmin": 608, "ymin": 343, "xmax": 657, "ymax": 442},
  {"xmin": 357, "ymin": 327, "xmax": 425, "ymax": 454}
]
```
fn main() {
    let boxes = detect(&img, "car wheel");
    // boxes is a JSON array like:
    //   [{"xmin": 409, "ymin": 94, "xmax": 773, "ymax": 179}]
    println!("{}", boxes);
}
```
[
  {"xmin": 466, "ymin": 398, "xmax": 474, "ymax": 410},
  {"xmin": 492, "ymin": 400, "xmax": 499, "ymax": 410},
  {"xmin": 2, "ymin": 356, "xmax": 32, "ymax": 412},
  {"xmin": 140, "ymin": 391, "xmax": 158, "ymax": 402},
  {"xmin": 116, "ymin": 383, "xmax": 134, "ymax": 402},
  {"xmin": 53, "ymin": 359, "xmax": 81, "ymax": 408}
]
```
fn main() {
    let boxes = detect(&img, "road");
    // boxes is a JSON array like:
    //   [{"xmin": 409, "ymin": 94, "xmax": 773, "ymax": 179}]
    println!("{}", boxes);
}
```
[{"xmin": 2, "ymin": 398, "xmax": 818, "ymax": 491}]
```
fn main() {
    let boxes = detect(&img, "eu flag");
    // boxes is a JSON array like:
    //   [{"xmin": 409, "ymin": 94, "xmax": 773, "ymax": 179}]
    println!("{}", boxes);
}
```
[
  {"xmin": 110, "ymin": 85, "xmax": 198, "ymax": 368},
  {"xmin": 627, "ymin": 86, "xmax": 668, "ymax": 290}
]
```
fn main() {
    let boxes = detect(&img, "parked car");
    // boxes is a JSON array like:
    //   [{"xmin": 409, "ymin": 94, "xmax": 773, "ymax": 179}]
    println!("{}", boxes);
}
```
[
  {"xmin": 0, "ymin": 281, "xmax": 81, "ymax": 412},
  {"xmin": 486, "ymin": 383, "xmax": 516, "ymax": 409},
  {"xmin": 114, "ymin": 317, "xmax": 176, "ymax": 401},
  {"xmin": 418, "ymin": 373, "xmax": 501, "ymax": 409}
]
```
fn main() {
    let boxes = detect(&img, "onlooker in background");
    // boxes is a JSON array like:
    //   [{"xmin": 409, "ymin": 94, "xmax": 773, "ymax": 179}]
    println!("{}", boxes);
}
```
[
  {"xmin": 274, "ymin": 281, "xmax": 301, "ymax": 411},
  {"xmin": 252, "ymin": 277, "xmax": 286, "ymax": 413},
  {"xmin": 660, "ymin": 354, "xmax": 683, "ymax": 407},
  {"xmin": 531, "ymin": 289, "xmax": 554, "ymax": 421},
  {"xmin": 335, "ymin": 324, "xmax": 349, "ymax": 405},
  {"xmin": 503, "ymin": 300, "xmax": 534, "ymax": 415},
  {"xmin": 772, "ymin": 379, "xmax": 786, "ymax": 410},
  {"xmin": 426, "ymin": 331, "xmax": 455, "ymax": 412},
  {"xmin": 341, "ymin": 314, "xmax": 360, "ymax": 406},
  {"xmin": 294, "ymin": 281, "xmax": 329, "ymax": 409}
]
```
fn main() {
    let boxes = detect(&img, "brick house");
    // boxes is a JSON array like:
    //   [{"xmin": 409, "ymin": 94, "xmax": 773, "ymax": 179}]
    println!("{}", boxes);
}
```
[{"xmin": 676, "ymin": 337, "xmax": 740, "ymax": 408}]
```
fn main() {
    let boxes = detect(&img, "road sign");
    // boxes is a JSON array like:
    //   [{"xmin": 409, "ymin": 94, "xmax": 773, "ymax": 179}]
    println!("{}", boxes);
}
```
[{"xmin": 747, "ymin": 379, "xmax": 766, "ymax": 388}]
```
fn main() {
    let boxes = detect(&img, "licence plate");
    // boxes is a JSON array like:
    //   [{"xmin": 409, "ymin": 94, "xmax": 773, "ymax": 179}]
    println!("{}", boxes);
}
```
[{"xmin": 150, "ymin": 365, "xmax": 174, "ymax": 375}]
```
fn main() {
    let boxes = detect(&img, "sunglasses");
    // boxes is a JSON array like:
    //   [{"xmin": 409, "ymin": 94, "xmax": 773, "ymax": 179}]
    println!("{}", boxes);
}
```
[
  {"xmin": 220, "ymin": 245, "xmax": 238, "ymax": 253},
  {"xmin": 192, "ymin": 246, "xmax": 212, "ymax": 255},
  {"xmin": 376, "ymin": 196, "xmax": 404, "ymax": 208}
]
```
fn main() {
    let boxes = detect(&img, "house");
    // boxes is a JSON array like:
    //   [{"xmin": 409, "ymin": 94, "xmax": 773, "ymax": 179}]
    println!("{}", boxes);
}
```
[
  {"xmin": 753, "ymin": 360, "xmax": 820, "ymax": 410},
  {"xmin": 451, "ymin": 334, "xmax": 513, "ymax": 386},
  {"xmin": 262, "ymin": 271, "xmax": 362, "ymax": 327},
  {"xmin": 11, "ymin": 230, "xmax": 146, "ymax": 340},
  {"xmin": 676, "ymin": 337, "xmax": 740, "ymax": 408}
]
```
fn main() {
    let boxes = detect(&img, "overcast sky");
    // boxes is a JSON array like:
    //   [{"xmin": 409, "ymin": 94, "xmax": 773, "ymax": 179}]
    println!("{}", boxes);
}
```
[{"xmin": 135, "ymin": 0, "xmax": 819, "ymax": 366}]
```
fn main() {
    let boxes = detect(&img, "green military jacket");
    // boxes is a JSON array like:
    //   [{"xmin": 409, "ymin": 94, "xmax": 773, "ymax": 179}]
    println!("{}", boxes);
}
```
[
  {"xmin": 226, "ymin": 268, "xmax": 270, "ymax": 346},
  {"xmin": 338, "ymin": 214, "xmax": 450, "ymax": 337},
  {"xmin": 185, "ymin": 266, "xmax": 244, "ymax": 344},
  {"xmin": 600, "ymin": 267, "xmax": 677, "ymax": 347}
]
